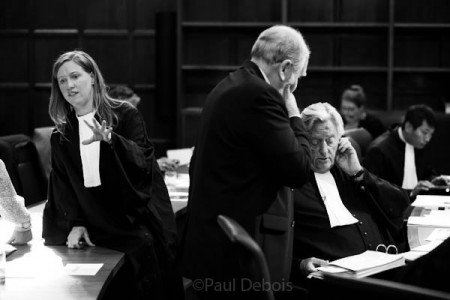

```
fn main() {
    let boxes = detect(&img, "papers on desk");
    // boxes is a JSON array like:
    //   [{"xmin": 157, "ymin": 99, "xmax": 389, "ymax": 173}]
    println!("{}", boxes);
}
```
[
  {"xmin": 408, "ymin": 212, "xmax": 450, "ymax": 228},
  {"xmin": 412, "ymin": 195, "xmax": 450, "ymax": 209},
  {"xmin": 426, "ymin": 228, "xmax": 450, "ymax": 242},
  {"xmin": 167, "ymin": 148, "xmax": 193, "ymax": 166},
  {"xmin": 403, "ymin": 240, "xmax": 442, "ymax": 262},
  {"xmin": 165, "ymin": 173, "xmax": 189, "ymax": 199},
  {"xmin": 408, "ymin": 197, "xmax": 450, "ymax": 227},
  {"xmin": 403, "ymin": 228, "xmax": 450, "ymax": 261},
  {"xmin": 64, "ymin": 263, "xmax": 103, "ymax": 276},
  {"xmin": 311, "ymin": 250, "xmax": 405, "ymax": 279}
]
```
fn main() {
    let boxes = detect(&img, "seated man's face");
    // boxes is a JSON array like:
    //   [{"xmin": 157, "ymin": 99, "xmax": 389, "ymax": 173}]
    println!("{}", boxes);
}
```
[
  {"xmin": 405, "ymin": 120, "xmax": 435, "ymax": 150},
  {"xmin": 310, "ymin": 120, "xmax": 339, "ymax": 174}
]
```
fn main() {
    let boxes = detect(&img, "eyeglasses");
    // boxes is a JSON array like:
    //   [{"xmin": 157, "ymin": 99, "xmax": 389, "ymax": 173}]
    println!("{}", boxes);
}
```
[{"xmin": 376, "ymin": 244, "xmax": 398, "ymax": 254}]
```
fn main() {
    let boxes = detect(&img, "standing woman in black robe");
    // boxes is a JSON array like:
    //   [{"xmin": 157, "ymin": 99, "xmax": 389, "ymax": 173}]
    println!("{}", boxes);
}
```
[{"xmin": 42, "ymin": 50, "xmax": 182, "ymax": 299}]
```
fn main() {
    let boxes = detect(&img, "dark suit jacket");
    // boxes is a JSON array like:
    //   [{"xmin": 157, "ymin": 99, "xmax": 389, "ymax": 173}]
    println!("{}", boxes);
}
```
[
  {"xmin": 364, "ymin": 127, "xmax": 436, "ymax": 188},
  {"xmin": 179, "ymin": 61, "xmax": 311, "ymax": 282}
]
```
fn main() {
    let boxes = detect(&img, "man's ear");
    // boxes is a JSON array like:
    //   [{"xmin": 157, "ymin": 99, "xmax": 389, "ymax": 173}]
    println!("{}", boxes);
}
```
[
  {"xmin": 278, "ymin": 59, "xmax": 293, "ymax": 82},
  {"xmin": 404, "ymin": 121, "xmax": 413, "ymax": 133}
]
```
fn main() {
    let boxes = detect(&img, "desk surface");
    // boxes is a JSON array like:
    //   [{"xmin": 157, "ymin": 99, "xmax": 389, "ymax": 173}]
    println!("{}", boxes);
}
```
[{"xmin": 0, "ymin": 202, "xmax": 125, "ymax": 300}]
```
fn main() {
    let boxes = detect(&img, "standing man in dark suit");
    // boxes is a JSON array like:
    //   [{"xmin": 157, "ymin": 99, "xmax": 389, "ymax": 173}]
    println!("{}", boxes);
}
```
[{"xmin": 179, "ymin": 25, "xmax": 312, "ymax": 298}]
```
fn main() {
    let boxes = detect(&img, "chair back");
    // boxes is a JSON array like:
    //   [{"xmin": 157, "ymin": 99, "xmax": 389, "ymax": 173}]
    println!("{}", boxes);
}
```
[
  {"xmin": 217, "ymin": 214, "xmax": 275, "ymax": 300},
  {"xmin": 0, "ymin": 134, "xmax": 47, "ymax": 206},
  {"xmin": 344, "ymin": 128, "xmax": 373, "ymax": 158}
]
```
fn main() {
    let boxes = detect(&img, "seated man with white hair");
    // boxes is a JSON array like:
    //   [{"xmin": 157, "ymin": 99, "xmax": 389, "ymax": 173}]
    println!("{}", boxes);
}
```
[{"xmin": 291, "ymin": 102, "xmax": 450, "ymax": 294}]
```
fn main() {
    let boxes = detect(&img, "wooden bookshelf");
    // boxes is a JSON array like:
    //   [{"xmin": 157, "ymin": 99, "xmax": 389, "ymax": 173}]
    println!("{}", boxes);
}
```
[{"xmin": 176, "ymin": 0, "xmax": 450, "ymax": 147}]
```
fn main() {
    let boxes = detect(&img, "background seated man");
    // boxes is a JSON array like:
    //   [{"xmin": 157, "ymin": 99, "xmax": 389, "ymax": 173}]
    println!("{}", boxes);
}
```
[
  {"xmin": 291, "ymin": 102, "xmax": 450, "ymax": 295},
  {"xmin": 340, "ymin": 85, "xmax": 385, "ymax": 139},
  {"xmin": 108, "ymin": 85, "xmax": 179, "ymax": 172},
  {"xmin": 364, "ymin": 104, "xmax": 438, "ymax": 199}
]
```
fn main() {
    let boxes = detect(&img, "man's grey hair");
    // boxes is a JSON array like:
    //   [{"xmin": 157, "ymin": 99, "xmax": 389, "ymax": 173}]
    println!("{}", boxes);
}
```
[
  {"xmin": 301, "ymin": 102, "xmax": 344, "ymax": 137},
  {"xmin": 251, "ymin": 25, "xmax": 310, "ymax": 71}
]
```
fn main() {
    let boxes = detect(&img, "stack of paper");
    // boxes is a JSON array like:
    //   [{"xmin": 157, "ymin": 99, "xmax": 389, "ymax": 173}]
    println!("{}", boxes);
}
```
[
  {"xmin": 408, "ymin": 210, "xmax": 450, "ymax": 228},
  {"xmin": 312, "ymin": 250, "xmax": 405, "ymax": 279},
  {"xmin": 412, "ymin": 195, "xmax": 450, "ymax": 209},
  {"xmin": 403, "ymin": 228, "xmax": 450, "ymax": 261},
  {"xmin": 165, "ymin": 173, "xmax": 189, "ymax": 199}
]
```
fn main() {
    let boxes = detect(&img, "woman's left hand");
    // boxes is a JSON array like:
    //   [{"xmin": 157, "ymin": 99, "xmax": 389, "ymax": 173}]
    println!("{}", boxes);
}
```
[
  {"xmin": 82, "ymin": 119, "xmax": 112, "ymax": 145},
  {"xmin": 66, "ymin": 226, "xmax": 95, "ymax": 249}
]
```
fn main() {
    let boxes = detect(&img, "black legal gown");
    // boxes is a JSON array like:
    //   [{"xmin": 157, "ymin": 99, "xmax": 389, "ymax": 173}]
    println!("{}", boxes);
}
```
[{"xmin": 42, "ymin": 104, "xmax": 182, "ymax": 300}]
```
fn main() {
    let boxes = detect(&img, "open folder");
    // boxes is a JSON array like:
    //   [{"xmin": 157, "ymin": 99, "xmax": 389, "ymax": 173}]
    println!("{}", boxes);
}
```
[{"xmin": 311, "ymin": 250, "xmax": 405, "ymax": 279}]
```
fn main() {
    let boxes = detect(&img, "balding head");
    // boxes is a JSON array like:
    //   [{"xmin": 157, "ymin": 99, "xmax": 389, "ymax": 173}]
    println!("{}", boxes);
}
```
[
  {"xmin": 250, "ymin": 25, "xmax": 310, "ymax": 96},
  {"xmin": 251, "ymin": 25, "xmax": 310, "ymax": 73}
]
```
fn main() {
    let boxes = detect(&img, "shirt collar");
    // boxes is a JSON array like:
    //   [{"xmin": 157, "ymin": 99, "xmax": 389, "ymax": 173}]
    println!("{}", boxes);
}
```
[
  {"xmin": 257, "ymin": 65, "xmax": 271, "ymax": 85},
  {"xmin": 398, "ymin": 127, "xmax": 416, "ymax": 149}
]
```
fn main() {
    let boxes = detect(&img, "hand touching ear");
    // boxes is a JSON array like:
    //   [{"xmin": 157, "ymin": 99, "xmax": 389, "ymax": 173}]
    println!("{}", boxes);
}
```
[{"xmin": 335, "ymin": 137, "xmax": 362, "ymax": 176}]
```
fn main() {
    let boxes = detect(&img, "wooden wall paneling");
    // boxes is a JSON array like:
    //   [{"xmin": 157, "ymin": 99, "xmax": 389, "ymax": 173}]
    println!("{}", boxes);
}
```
[
  {"xmin": 133, "ymin": 37, "xmax": 155, "ymax": 84},
  {"xmin": 288, "ymin": 0, "xmax": 334, "ymax": 22},
  {"xmin": 303, "ymin": 33, "xmax": 335, "ymax": 67},
  {"xmin": 33, "ymin": 36, "xmax": 79, "ymax": 83},
  {"xmin": 340, "ymin": 0, "xmax": 388, "ymax": 22},
  {"xmin": 82, "ymin": 37, "xmax": 130, "ymax": 84},
  {"xmin": 183, "ymin": 32, "xmax": 233, "ymax": 65},
  {"xmin": 0, "ymin": 90, "xmax": 31, "ymax": 135},
  {"xmin": 339, "ymin": 34, "xmax": 388, "ymax": 66},
  {"xmin": 393, "ymin": 73, "xmax": 450, "ymax": 111},
  {"xmin": 176, "ymin": 0, "xmax": 450, "ymax": 145},
  {"xmin": 181, "ymin": 108, "xmax": 202, "ymax": 147},
  {"xmin": 33, "ymin": 0, "xmax": 78, "ymax": 29},
  {"xmin": 33, "ymin": 88, "xmax": 53, "ymax": 128},
  {"xmin": 234, "ymin": 0, "xmax": 281, "ymax": 22},
  {"xmin": 154, "ymin": 12, "xmax": 176, "ymax": 147},
  {"xmin": 182, "ymin": 0, "xmax": 230, "ymax": 22},
  {"xmin": 0, "ymin": 0, "xmax": 176, "ymax": 150},
  {"xmin": 387, "ymin": 0, "xmax": 394, "ymax": 111},
  {"xmin": 443, "ymin": 39, "xmax": 450, "ymax": 67},
  {"xmin": 295, "ymin": 73, "xmax": 336, "ymax": 109},
  {"xmin": 0, "ymin": 0, "xmax": 31, "ymax": 29},
  {"xmin": 182, "ymin": 69, "xmax": 228, "ymax": 108},
  {"xmin": 135, "ymin": 0, "xmax": 175, "ymax": 29},
  {"xmin": 394, "ymin": 34, "xmax": 442, "ymax": 68},
  {"xmin": 0, "ymin": 37, "xmax": 28, "ymax": 82},
  {"xmin": 135, "ymin": 89, "xmax": 156, "ymax": 135},
  {"xmin": 84, "ymin": 0, "xmax": 128, "ymax": 29},
  {"xmin": 395, "ymin": 0, "xmax": 450, "ymax": 23},
  {"xmin": 235, "ymin": 33, "xmax": 260, "ymax": 64}
]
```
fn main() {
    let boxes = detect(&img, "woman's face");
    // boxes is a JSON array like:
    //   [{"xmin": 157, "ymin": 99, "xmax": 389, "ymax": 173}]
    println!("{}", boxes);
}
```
[
  {"xmin": 56, "ymin": 61, "xmax": 94, "ymax": 115},
  {"xmin": 340, "ymin": 99, "xmax": 363, "ymax": 124}
]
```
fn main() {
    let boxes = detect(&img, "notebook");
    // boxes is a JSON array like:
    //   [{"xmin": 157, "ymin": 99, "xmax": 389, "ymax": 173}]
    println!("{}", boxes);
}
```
[{"xmin": 311, "ymin": 250, "xmax": 405, "ymax": 279}]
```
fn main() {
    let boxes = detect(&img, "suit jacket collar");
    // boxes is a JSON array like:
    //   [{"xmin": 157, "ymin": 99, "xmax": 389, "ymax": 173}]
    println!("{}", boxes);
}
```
[{"xmin": 243, "ymin": 60, "xmax": 266, "ymax": 81}]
